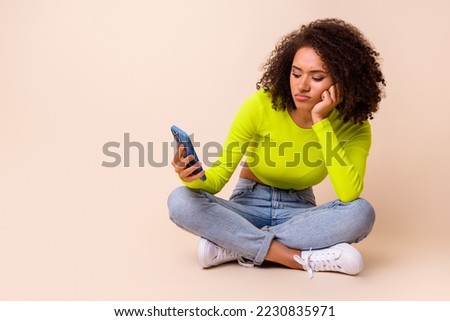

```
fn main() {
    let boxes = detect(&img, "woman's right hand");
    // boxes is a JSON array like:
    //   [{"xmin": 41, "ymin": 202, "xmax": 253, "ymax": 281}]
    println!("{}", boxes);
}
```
[{"xmin": 171, "ymin": 144, "xmax": 205, "ymax": 182}]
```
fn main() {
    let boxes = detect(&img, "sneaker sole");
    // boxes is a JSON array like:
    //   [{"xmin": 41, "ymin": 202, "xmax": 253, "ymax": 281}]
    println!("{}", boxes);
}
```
[{"xmin": 197, "ymin": 238, "xmax": 211, "ymax": 268}]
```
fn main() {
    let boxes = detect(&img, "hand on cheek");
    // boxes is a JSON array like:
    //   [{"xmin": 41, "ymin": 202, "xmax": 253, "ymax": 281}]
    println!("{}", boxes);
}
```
[{"xmin": 311, "ymin": 85, "xmax": 342, "ymax": 124}]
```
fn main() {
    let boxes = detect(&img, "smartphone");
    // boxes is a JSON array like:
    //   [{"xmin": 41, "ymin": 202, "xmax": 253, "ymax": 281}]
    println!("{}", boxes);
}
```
[{"xmin": 170, "ymin": 125, "xmax": 206, "ymax": 181}]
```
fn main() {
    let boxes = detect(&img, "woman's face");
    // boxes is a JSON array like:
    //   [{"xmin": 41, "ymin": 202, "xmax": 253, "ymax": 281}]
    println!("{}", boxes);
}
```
[{"xmin": 290, "ymin": 47, "xmax": 334, "ymax": 111}]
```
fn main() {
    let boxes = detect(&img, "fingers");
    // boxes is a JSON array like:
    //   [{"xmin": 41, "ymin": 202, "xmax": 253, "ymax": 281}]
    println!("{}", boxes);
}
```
[
  {"xmin": 328, "ymin": 86, "xmax": 336, "ymax": 103},
  {"xmin": 184, "ymin": 167, "xmax": 206, "ymax": 182},
  {"xmin": 171, "ymin": 144, "xmax": 204, "ymax": 182},
  {"xmin": 173, "ymin": 160, "xmax": 204, "ymax": 182},
  {"xmin": 321, "ymin": 89, "xmax": 329, "ymax": 101},
  {"xmin": 173, "ymin": 144, "xmax": 186, "ymax": 167},
  {"xmin": 321, "ymin": 88, "xmax": 333, "ymax": 107},
  {"xmin": 321, "ymin": 85, "xmax": 342, "ymax": 107},
  {"xmin": 328, "ymin": 84, "xmax": 343, "ymax": 105},
  {"xmin": 172, "ymin": 144, "xmax": 189, "ymax": 172}
]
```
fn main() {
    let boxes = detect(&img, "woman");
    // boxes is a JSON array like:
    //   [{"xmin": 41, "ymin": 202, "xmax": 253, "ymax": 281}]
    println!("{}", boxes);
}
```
[{"xmin": 167, "ymin": 18, "xmax": 386, "ymax": 278}]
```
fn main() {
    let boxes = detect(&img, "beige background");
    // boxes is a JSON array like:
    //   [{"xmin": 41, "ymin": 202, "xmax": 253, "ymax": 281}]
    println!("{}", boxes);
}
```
[{"xmin": 1, "ymin": 0, "xmax": 449, "ymax": 300}]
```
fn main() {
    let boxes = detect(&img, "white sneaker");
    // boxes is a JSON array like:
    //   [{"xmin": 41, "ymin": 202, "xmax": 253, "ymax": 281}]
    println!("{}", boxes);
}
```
[
  {"xmin": 293, "ymin": 243, "xmax": 364, "ymax": 278},
  {"xmin": 197, "ymin": 238, "xmax": 253, "ymax": 268}
]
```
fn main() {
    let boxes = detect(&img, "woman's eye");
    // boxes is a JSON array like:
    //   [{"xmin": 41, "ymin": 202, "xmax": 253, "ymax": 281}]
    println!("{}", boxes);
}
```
[
  {"xmin": 291, "ymin": 72, "xmax": 301, "ymax": 78},
  {"xmin": 312, "ymin": 77, "xmax": 324, "ymax": 82}
]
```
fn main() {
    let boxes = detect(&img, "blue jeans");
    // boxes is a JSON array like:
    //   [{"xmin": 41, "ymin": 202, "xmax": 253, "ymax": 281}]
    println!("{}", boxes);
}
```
[{"xmin": 167, "ymin": 178, "xmax": 375, "ymax": 266}]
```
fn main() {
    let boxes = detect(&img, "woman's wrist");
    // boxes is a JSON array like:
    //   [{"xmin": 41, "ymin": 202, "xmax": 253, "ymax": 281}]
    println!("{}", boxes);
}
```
[{"xmin": 311, "ymin": 114, "xmax": 325, "ymax": 124}]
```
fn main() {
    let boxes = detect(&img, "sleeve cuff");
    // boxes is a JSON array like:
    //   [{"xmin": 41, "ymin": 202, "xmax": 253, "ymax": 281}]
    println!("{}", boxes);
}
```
[{"xmin": 311, "ymin": 117, "xmax": 332, "ymax": 134}]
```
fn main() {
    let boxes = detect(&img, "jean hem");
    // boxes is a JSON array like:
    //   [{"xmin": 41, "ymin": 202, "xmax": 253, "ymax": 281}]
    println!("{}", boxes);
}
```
[{"xmin": 253, "ymin": 230, "xmax": 275, "ymax": 265}]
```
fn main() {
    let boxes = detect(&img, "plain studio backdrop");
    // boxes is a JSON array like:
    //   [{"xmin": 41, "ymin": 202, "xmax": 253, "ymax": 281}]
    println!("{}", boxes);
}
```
[{"xmin": 1, "ymin": 0, "xmax": 449, "ymax": 300}]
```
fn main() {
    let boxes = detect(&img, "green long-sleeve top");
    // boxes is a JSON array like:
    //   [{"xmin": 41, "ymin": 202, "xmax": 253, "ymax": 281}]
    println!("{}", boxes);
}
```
[{"xmin": 182, "ymin": 89, "xmax": 371, "ymax": 202}]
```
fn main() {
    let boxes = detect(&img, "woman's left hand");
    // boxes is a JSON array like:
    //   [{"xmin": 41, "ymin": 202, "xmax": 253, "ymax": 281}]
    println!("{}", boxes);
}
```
[{"xmin": 311, "ymin": 85, "xmax": 342, "ymax": 124}]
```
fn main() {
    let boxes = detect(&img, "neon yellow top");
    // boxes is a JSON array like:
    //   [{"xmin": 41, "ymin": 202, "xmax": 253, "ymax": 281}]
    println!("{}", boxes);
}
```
[{"xmin": 182, "ymin": 89, "xmax": 371, "ymax": 202}]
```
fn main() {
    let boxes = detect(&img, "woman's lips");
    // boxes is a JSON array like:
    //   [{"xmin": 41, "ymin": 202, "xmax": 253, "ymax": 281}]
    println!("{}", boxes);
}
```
[{"xmin": 294, "ymin": 94, "xmax": 311, "ymax": 102}]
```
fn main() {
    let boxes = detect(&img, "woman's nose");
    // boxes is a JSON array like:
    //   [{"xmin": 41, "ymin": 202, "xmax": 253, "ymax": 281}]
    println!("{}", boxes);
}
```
[{"xmin": 298, "ymin": 77, "xmax": 310, "ymax": 92}]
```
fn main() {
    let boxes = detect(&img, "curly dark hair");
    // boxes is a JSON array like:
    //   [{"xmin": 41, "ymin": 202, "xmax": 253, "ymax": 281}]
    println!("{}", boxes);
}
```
[{"xmin": 256, "ymin": 18, "xmax": 386, "ymax": 123}]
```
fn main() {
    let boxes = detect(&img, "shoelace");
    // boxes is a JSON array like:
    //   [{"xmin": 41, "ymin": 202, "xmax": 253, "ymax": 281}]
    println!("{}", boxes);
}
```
[
  {"xmin": 237, "ymin": 257, "xmax": 254, "ymax": 268},
  {"xmin": 293, "ymin": 249, "xmax": 341, "ymax": 279},
  {"xmin": 212, "ymin": 243, "xmax": 254, "ymax": 268},
  {"xmin": 294, "ymin": 252, "xmax": 314, "ymax": 279},
  {"xmin": 215, "ymin": 247, "xmax": 239, "ymax": 262}
]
